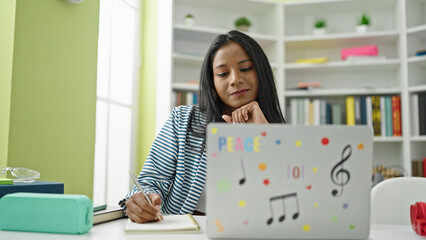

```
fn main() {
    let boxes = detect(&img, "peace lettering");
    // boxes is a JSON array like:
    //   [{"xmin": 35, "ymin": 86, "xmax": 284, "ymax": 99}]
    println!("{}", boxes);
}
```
[{"xmin": 218, "ymin": 136, "xmax": 261, "ymax": 152}]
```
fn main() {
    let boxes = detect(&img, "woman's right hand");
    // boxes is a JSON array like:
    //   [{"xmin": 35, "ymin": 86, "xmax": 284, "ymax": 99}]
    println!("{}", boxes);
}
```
[{"xmin": 125, "ymin": 193, "xmax": 163, "ymax": 223}]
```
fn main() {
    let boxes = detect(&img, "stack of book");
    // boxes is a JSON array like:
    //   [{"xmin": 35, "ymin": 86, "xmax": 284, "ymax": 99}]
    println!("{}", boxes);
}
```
[
  {"xmin": 412, "ymin": 158, "xmax": 426, "ymax": 177},
  {"xmin": 0, "ymin": 181, "xmax": 64, "ymax": 199},
  {"xmin": 93, "ymin": 205, "xmax": 125, "ymax": 225}
]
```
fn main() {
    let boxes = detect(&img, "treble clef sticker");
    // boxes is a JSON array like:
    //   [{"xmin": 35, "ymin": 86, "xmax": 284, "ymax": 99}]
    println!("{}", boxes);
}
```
[{"xmin": 331, "ymin": 144, "xmax": 352, "ymax": 197}]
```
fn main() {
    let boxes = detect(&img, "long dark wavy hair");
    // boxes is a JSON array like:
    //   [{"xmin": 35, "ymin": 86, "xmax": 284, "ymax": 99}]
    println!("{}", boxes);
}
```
[{"xmin": 188, "ymin": 30, "xmax": 286, "ymax": 149}]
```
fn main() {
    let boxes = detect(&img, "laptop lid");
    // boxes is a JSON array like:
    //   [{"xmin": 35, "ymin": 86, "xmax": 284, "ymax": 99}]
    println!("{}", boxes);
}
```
[{"xmin": 206, "ymin": 124, "xmax": 373, "ymax": 239}]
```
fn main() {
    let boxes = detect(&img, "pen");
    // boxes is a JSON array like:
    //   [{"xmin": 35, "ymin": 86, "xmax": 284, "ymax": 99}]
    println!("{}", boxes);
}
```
[{"xmin": 129, "ymin": 171, "xmax": 163, "ymax": 221}]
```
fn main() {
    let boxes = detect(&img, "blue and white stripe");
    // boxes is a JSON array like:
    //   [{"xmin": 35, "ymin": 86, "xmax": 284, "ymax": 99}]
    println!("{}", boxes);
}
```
[{"xmin": 119, "ymin": 105, "xmax": 207, "ymax": 215}]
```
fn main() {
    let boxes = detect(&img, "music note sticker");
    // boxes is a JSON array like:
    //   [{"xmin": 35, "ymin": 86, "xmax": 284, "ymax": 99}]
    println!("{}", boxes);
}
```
[
  {"xmin": 239, "ymin": 158, "xmax": 246, "ymax": 185},
  {"xmin": 266, "ymin": 192, "xmax": 300, "ymax": 225},
  {"xmin": 331, "ymin": 145, "xmax": 352, "ymax": 197}
]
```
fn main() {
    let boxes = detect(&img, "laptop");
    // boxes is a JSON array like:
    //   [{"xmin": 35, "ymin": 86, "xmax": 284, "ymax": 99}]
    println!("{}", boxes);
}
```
[{"xmin": 206, "ymin": 124, "xmax": 373, "ymax": 239}]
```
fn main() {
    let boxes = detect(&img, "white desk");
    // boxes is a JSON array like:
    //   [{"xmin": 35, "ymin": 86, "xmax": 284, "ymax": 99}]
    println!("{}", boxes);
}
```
[{"xmin": 0, "ymin": 217, "xmax": 423, "ymax": 240}]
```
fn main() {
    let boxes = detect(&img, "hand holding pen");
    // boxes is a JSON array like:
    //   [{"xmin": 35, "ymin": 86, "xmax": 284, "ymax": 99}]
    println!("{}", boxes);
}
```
[{"xmin": 125, "ymin": 171, "xmax": 163, "ymax": 223}]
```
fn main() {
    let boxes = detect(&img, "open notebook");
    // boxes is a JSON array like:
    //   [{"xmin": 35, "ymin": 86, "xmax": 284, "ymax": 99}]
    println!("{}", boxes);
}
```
[{"xmin": 124, "ymin": 214, "xmax": 199, "ymax": 232}]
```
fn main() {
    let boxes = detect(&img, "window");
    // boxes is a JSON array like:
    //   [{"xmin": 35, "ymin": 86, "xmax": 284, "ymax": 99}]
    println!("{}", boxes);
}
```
[{"xmin": 93, "ymin": 0, "xmax": 140, "ymax": 205}]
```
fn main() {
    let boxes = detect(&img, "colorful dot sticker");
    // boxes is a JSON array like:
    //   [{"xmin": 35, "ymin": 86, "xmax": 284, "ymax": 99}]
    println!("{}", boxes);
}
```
[
  {"xmin": 263, "ymin": 178, "xmax": 270, "ymax": 186},
  {"xmin": 332, "ymin": 216, "xmax": 338, "ymax": 222},
  {"xmin": 258, "ymin": 163, "xmax": 267, "ymax": 171},
  {"xmin": 313, "ymin": 203, "xmax": 319, "ymax": 207},
  {"xmin": 343, "ymin": 203, "xmax": 349, "ymax": 209},
  {"xmin": 358, "ymin": 143, "xmax": 364, "ymax": 150},
  {"xmin": 321, "ymin": 137, "xmax": 329, "ymax": 145},
  {"xmin": 303, "ymin": 225, "xmax": 310, "ymax": 232},
  {"xmin": 238, "ymin": 200, "xmax": 246, "ymax": 207},
  {"xmin": 276, "ymin": 139, "xmax": 281, "ymax": 145},
  {"xmin": 295, "ymin": 140, "xmax": 302, "ymax": 147},
  {"xmin": 211, "ymin": 127, "xmax": 218, "ymax": 134},
  {"xmin": 217, "ymin": 179, "xmax": 231, "ymax": 194},
  {"xmin": 349, "ymin": 225, "xmax": 355, "ymax": 230},
  {"xmin": 312, "ymin": 167, "xmax": 318, "ymax": 173}
]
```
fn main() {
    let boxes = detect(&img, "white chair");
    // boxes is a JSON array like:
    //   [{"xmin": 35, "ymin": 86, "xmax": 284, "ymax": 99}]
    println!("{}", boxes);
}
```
[{"xmin": 371, "ymin": 177, "xmax": 426, "ymax": 225}]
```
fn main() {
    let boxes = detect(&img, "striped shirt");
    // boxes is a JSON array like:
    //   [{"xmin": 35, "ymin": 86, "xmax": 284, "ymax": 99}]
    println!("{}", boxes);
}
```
[{"xmin": 119, "ymin": 105, "xmax": 207, "ymax": 215}]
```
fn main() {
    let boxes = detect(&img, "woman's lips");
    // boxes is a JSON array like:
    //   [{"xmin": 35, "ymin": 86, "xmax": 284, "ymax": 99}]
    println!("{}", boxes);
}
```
[{"xmin": 231, "ymin": 89, "xmax": 248, "ymax": 97}]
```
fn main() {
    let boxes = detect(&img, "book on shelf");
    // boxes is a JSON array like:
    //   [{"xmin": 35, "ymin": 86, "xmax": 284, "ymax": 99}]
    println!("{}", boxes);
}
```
[
  {"xmin": 295, "ymin": 57, "xmax": 329, "ymax": 64},
  {"xmin": 332, "ymin": 104, "xmax": 342, "ymax": 125},
  {"xmin": 308, "ymin": 101, "xmax": 314, "ymax": 125},
  {"xmin": 124, "ymin": 214, "xmax": 200, "ymax": 233},
  {"xmin": 412, "ymin": 94, "xmax": 420, "ymax": 136},
  {"xmin": 392, "ymin": 95, "xmax": 402, "ymax": 136},
  {"xmin": 385, "ymin": 96, "xmax": 393, "ymax": 137},
  {"xmin": 297, "ymin": 82, "xmax": 322, "ymax": 89},
  {"xmin": 297, "ymin": 98, "xmax": 305, "ymax": 125},
  {"xmin": 345, "ymin": 96, "xmax": 355, "ymax": 126},
  {"xmin": 313, "ymin": 99, "xmax": 321, "ymax": 125},
  {"xmin": 380, "ymin": 96, "xmax": 386, "ymax": 137},
  {"xmin": 424, "ymin": 158, "xmax": 426, "ymax": 178},
  {"xmin": 93, "ymin": 206, "xmax": 125, "ymax": 225},
  {"xmin": 360, "ymin": 96, "xmax": 367, "ymax": 125},
  {"xmin": 304, "ymin": 98, "xmax": 310, "ymax": 125},
  {"xmin": 366, "ymin": 96, "xmax": 373, "ymax": 127},
  {"xmin": 419, "ymin": 93, "xmax": 426, "ymax": 135},
  {"xmin": 320, "ymin": 100, "xmax": 326, "ymax": 125},
  {"xmin": 415, "ymin": 49, "xmax": 426, "ymax": 56},
  {"xmin": 325, "ymin": 103, "xmax": 332, "ymax": 124},
  {"xmin": 411, "ymin": 159, "xmax": 426, "ymax": 177},
  {"xmin": 371, "ymin": 96, "xmax": 381, "ymax": 136},
  {"xmin": 354, "ymin": 96, "xmax": 361, "ymax": 125},
  {"xmin": 290, "ymin": 98, "xmax": 298, "ymax": 125}
]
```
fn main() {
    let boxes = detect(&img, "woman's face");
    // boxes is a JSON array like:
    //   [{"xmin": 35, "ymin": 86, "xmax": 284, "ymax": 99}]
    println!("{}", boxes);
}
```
[{"xmin": 212, "ymin": 42, "xmax": 259, "ymax": 115}]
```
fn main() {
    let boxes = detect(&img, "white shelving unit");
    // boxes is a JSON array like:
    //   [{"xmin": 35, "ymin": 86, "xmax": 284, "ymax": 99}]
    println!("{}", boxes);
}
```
[
  {"xmin": 405, "ymin": 0, "xmax": 426, "ymax": 171},
  {"xmin": 158, "ymin": 0, "xmax": 426, "ymax": 175}
]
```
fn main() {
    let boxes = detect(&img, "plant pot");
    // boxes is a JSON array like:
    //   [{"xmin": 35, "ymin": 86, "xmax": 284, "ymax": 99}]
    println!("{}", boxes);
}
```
[
  {"xmin": 185, "ymin": 18, "xmax": 194, "ymax": 26},
  {"xmin": 313, "ymin": 28, "xmax": 326, "ymax": 36},
  {"xmin": 236, "ymin": 25, "xmax": 250, "ymax": 32},
  {"xmin": 356, "ymin": 25, "xmax": 368, "ymax": 33}
]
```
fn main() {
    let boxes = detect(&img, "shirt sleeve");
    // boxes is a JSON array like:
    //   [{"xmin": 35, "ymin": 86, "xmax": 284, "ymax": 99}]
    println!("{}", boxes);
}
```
[{"xmin": 119, "ymin": 107, "xmax": 181, "ymax": 214}]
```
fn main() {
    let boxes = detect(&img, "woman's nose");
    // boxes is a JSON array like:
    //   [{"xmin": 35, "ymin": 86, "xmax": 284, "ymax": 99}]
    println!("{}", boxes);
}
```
[{"xmin": 229, "ymin": 71, "xmax": 243, "ymax": 85}]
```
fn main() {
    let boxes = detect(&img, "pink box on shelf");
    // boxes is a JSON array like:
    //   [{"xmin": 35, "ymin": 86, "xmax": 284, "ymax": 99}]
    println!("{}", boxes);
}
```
[{"xmin": 341, "ymin": 45, "xmax": 378, "ymax": 60}]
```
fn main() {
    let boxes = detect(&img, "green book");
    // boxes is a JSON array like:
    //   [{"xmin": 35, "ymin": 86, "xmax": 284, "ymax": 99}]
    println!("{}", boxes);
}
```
[
  {"xmin": 332, "ymin": 104, "xmax": 342, "ymax": 125},
  {"xmin": 385, "ymin": 96, "xmax": 393, "ymax": 137},
  {"xmin": 0, "ymin": 178, "xmax": 13, "ymax": 185},
  {"xmin": 93, "ymin": 203, "xmax": 107, "ymax": 212}
]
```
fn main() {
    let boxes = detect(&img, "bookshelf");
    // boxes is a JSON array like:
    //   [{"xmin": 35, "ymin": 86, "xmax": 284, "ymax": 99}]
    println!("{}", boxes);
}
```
[{"xmin": 157, "ymin": 0, "xmax": 426, "ymax": 176}]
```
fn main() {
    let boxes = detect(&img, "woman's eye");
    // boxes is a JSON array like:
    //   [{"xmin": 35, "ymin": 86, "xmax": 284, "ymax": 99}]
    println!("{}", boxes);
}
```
[
  {"xmin": 217, "ymin": 72, "xmax": 228, "ymax": 78},
  {"xmin": 241, "ymin": 67, "xmax": 252, "ymax": 72}
]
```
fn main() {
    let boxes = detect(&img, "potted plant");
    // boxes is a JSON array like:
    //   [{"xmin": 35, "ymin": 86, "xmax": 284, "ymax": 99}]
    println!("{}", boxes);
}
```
[
  {"xmin": 313, "ymin": 17, "xmax": 327, "ymax": 36},
  {"xmin": 356, "ymin": 13, "xmax": 370, "ymax": 33},
  {"xmin": 185, "ymin": 14, "xmax": 194, "ymax": 26},
  {"xmin": 234, "ymin": 17, "xmax": 251, "ymax": 32}
]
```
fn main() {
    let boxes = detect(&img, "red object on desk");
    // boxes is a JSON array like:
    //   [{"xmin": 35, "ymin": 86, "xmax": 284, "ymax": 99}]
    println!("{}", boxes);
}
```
[{"xmin": 410, "ymin": 202, "xmax": 426, "ymax": 236}]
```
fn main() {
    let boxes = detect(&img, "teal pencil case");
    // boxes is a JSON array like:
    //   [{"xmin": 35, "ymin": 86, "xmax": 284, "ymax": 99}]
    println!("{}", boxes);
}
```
[{"xmin": 0, "ymin": 192, "xmax": 93, "ymax": 234}]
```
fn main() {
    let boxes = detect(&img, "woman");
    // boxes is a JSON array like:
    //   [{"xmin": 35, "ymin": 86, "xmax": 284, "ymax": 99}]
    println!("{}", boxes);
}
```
[{"xmin": 120, "ymin": 30, "xmax": 285, "ymax": 223}]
